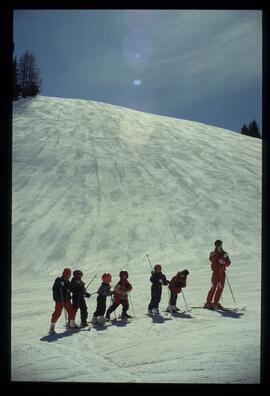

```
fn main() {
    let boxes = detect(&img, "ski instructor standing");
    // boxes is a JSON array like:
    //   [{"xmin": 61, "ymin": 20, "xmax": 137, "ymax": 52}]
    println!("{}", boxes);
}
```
[{"xmin": 204, "ymin": 240, "xmax": 231, "ymax": 309}]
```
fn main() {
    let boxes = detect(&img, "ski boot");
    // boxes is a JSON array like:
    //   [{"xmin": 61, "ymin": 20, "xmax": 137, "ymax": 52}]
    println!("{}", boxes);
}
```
[
  {"xmin": 121, "ymin": 313, "xmax": 132, "ymax": 320},
  {"xmin": 68, "ymin": 319, "xmax": 79, "ymax": 329},
  {"xmin": 152, "ymin": 308, "xmax": 159, "ymax": 317},
  {"xmin": 213, "ymin": 302, "xmax": 223, "ymax": 309},
  {"xmin": 204, "ymin": 302, "xmax": 215, "ymax": 310}
]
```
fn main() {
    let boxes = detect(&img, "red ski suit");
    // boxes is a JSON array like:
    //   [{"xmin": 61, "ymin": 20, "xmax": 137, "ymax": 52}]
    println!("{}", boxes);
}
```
[
  {"xmin": 206, "ymin": 248, "xmax": 231, "ymax": 305},
  {"xmin": 51, "ymin": 301, "xmax": 75, "ymax": 323}
]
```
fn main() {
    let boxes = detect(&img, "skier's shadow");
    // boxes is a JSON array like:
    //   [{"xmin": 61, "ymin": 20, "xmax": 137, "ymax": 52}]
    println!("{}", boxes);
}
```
[
  {"xmin": 91, "ymin": 324, "xmax": 110, "ymax": 331},
  {"xmin": 40, "ymin": 329, "xmax": 80, "ymax": 342},
  {"xmin": 151, "ymin": 316, "xmax": 172, "ymax": 324},
  {"xmin": 215, "ymin": 309, "xmax": 244, "ymax": 319},
  {"xmin": 170, "ymin": 312, "xmax": 193, "ymax": 319},
  {"xmin": 110, "ymin": 319, "xmax": 131, "ymax": 327}
]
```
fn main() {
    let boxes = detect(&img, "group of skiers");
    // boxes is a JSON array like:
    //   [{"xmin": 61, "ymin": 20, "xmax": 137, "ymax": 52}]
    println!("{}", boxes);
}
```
[{"xmin": 49, "ymin": 240, "xmax": 231, "ymax": 334}]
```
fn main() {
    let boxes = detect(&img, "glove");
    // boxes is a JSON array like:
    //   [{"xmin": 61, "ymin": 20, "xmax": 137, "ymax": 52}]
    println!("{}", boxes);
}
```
[{"xmin": 84, "ymin": 292, "xmax": 91, "ymax": 298}]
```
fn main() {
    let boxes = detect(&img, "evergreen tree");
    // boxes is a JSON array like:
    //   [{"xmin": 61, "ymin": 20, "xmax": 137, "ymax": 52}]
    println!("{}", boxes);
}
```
[
  {"xmin": 17, "ymin": 51, "xmax": 42, "ymax": 98},
  {"xmin": 13, "ymin": 56, "xmax": 21, "ymax": 100},
  {"xmin": 248, "ymin": 120, "xmax": 261, "ymax": 138},
  {"xmin": 240, "ymin": 120, "xmax": 261, "ymax": 139},
  {"xmin": 240, "ymin": 124, "xmax": 249, "ymax": 135}
]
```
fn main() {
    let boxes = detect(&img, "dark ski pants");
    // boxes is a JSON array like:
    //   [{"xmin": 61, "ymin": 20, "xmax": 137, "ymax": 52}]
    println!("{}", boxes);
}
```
[
  {"xmin": 169, "ymin": 292, "xmax": 178, "ymax": 306},
  {"xmin": 106, "ymin": 299, "xmax": 129, "ymax": 317},
  {"xmin": 148, "ymin": 286, "xmax": 162, "ymax": 310},
  {"xmin": 93, "ymin": 295, "xmax": 107, "ymax": 317},
  {"xmin": 73, "ymin": 298, "xmax": 88, "ymax": 323}
]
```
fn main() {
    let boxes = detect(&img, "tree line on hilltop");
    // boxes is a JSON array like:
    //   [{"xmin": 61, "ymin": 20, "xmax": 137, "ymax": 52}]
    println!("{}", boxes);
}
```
[
  {"xmin": 13, "ymin": 48, "xmax": 42, "ymax": 100},
  {"xmin": 240, "ymin": 120, "xmax": 261, "ymax": 139},
  {"xmin": 12, "ymin": 46, "xmax": 261, "ymax": 139}
]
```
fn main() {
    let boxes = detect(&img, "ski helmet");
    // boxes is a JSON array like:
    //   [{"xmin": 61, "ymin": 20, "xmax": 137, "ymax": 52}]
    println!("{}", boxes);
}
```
[
  {"xmin": 214, "ymin": 240, "xmax": 223, "ymax": 248},
  {"xmin": 62, "ymin": 268, "xmax": 71, "ymax": 278},
  {"xmin": 119, "ymin": 270, "xmax": 128, "ymax": 279},
  {"xmin": 154, "ymin": 264, "xmax": 162, "ymax": 271},
  {"xmin": 102, "ymin": 272, "xmax": 112, "ymax": 283},
  {"xmin": 73, "ymin": 270, "xmax": 83, "ymax": 278},
  {"xmin": 177, "ymin": 269, "xmax": 189, "ymax": 277}
]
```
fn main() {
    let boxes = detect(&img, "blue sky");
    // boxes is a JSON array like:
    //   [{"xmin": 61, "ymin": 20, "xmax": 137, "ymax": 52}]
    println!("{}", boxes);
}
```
[{"xmin": 13, "ymin": 10, "xmax": 262, "ymax": 133}]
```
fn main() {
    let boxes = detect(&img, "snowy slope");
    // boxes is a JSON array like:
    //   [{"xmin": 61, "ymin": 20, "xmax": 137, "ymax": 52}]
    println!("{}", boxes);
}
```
[{"xmin": 12, "ymin": 96, "xmax": 261, "ymax": 383}]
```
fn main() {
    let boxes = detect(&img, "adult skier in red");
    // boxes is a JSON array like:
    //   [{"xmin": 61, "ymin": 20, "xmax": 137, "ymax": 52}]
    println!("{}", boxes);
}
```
[{"xmin": 204, "ymin": 240, "xmax": 231, "ymax": 309}]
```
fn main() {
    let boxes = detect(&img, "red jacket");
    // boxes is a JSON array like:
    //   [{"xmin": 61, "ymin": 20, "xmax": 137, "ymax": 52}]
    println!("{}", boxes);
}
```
[
  {"xmin": 169, "ymin": 274, "xmax": 186, "ymax": 294},
  {"xmin": 113, "ymin": 280, "xmax": 132, "ymax": 304},
  {"xmin": 209, "ymin": 248, "xmax": 231, "ymax": 273}
]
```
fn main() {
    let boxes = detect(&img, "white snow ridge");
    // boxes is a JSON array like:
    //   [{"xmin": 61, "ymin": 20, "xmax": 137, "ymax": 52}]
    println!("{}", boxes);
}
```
[{"xmin": 12, "ymin": 96, "xmax": 261, "ymax": 383}]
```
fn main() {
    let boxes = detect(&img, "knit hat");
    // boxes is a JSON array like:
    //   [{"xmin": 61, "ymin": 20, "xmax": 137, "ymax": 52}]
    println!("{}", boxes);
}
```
[
  {"xmin": 182, "ymin": 269, "xmax": 189, "ymax": 276},
  {"xmin": 73, "ymin": 270, "xmax": 83, "ymax": 278},
  {"xmin": 62, "ymin": 268, "xmax": 71, "ymax": 278},
  {"xmin": 215, "ymin": 240, "xmax": 223, "ymax": 247}
]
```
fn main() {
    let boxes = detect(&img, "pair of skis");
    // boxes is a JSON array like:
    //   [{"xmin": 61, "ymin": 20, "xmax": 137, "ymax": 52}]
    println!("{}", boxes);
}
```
[
  {"xmin": 87, "ymin": 315, "xmax": 133, "ymax": 329},
  {"xmin": 190, "ymin": 306, "xmax": 246, "ymax": 312}
]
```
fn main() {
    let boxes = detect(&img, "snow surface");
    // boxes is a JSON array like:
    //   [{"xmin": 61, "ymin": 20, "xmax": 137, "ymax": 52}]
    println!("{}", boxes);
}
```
[{"xmin": 12, "ymin": 96, "xmax": 261, "ymax": 383}]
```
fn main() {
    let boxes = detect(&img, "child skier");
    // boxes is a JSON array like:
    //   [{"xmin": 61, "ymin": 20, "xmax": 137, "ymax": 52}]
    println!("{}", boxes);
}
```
[
  {"xmin": 105, "ymin": 270, "xmax": 133, "ymax": 320},
  {"xmin": 91, "ymin": 272, "xmax": 113, "ymax": 324},
  {"xmin": 49, "ymin": 268, "xmax": 78, "ymax": 334},
  {"xmin": 147, "ymin": 264, "xmax": 169, "ymax": 316},
  {"xmin": 167, "ymin": 269, "xmax": 189, "ymax": 312},
  {"xmin": 70, "ymin": 270, "xmax": 91, "ymax": 327}
]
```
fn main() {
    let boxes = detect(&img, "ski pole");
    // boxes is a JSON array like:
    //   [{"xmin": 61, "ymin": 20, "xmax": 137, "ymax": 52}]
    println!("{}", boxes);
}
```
[
  {"xmin": 110, "ymin": 295, "xmax": 117, "ymax": 320},
  {"xmin": 85, "ymin": 274, "xmax": 97, "ymax": 290},
  {"xmin": 225, "ymin": 272, "xmax": 237, "ymax": 306},
  {"xmin": 146, "ymin": 254, "xmax": 153, "ymax": 271},
  {"xmin": 128, "ymin": 292, "xmax": 135, "ymax": 318},
  {"xmin": 60, "ymin": 287, "xmax": 68, "ymax": 327},
  {"xmin": 181, "ymin": 290, "xmax": 189, "ymax": 311},
  {"xmin": 166, "ymin": 288, "xmax": 172, "ymax": 317}
]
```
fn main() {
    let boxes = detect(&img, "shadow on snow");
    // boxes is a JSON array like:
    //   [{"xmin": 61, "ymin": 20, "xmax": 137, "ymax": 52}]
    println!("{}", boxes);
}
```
[
  {"xmin": 214, "ymin": 309, "xmax": 244, "ymax": 318},
  {"xmin": 90, "ymin": 323, "xmax": 111, "ymax": 331},
  {"xmin": 110, "ymin": 319, "xmax": 131, "ymax": 327},
  {"xmin": 40, "ymin": 329, "xmax": 81, "ymax": 342},
  {"xmin": 169, "ymin": 312, "xmax": 194, "ymax": 319},
  {"xmin": 151, "ymin": 315, "xmax": 172, "ymax": 323}
]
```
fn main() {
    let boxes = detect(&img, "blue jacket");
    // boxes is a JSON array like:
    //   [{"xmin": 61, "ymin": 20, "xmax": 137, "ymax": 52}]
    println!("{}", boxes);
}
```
[
  {"xmin": 150, "ymin": 272, "xmax": 169, "ymax": 288},
  {"xmin": 97, "ymin": 282, "xmax": 111, "ymax": 297}
]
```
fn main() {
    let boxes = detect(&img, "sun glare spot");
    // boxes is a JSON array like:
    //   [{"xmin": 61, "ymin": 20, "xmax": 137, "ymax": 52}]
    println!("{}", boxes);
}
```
[{"xmin": 133, "ymin": 79, "xmax": 142, "ymax": 86}]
